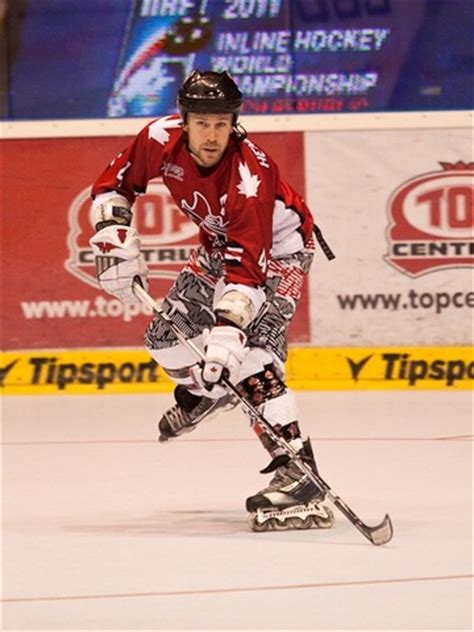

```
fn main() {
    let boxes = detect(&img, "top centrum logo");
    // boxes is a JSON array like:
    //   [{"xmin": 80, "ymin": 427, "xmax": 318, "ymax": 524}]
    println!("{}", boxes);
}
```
[{"xmin": 385, "ymin": 161, "xmax": 474, "ymax": 278}]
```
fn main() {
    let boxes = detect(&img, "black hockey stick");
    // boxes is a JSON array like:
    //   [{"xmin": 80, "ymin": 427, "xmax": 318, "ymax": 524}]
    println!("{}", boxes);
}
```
[{"xmin": 133, "ymin": 281, "xmax": 393, "ymax": 546}]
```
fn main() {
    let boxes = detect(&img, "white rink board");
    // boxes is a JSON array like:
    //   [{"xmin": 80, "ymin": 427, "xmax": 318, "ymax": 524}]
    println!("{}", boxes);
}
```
[{"xmin": 305, "ymin": 127, "xmax": 473, "ymax": 346}]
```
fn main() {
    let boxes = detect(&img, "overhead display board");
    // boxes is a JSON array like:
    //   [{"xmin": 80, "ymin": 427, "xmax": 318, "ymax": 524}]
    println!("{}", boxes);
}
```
[
  {"xmin": 108, "ymin": 0, "xmax": 424, "ymax": 116},
  {"xmin": 6, "ymin": 0, "xmax": 474, "ymax": 119}
]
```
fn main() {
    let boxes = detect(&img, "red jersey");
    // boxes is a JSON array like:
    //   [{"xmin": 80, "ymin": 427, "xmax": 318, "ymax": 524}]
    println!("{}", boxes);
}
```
[{"xmin": 92, "ymin": 115, "xmax": 314, "ymax": 289}]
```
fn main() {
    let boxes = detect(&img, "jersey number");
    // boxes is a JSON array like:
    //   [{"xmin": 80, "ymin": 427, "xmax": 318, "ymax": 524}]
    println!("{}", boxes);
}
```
[{"xmin": 117, "ymin": 161, "xmax": 132, "ymax": 186}]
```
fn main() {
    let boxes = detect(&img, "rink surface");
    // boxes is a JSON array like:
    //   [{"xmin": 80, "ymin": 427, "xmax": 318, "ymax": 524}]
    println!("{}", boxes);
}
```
[{"xmin": 2, "ymin": 389, "xmax": 472, "ymax": 631}]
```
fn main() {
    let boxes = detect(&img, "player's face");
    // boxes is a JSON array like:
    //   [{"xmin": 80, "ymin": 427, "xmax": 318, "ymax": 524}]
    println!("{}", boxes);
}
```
[{"xmin": 185, "ymin": 113, "xmax": 234, "ymax": 167}]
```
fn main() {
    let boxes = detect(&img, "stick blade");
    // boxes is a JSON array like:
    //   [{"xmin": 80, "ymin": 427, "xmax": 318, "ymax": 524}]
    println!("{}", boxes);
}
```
[{"xmin": 365, "ymin": 513, "xmax": 394, "ymax": 546}]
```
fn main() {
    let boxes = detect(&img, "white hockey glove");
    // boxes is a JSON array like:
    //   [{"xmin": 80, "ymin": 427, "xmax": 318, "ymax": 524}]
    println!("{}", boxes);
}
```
[
  {"xmin": 202, "ymin": 325, "xmax": 248, "ymax": 390},
  {"xmin": 89, "ymin": 225, "xmax": 148, "ymax": 303}
]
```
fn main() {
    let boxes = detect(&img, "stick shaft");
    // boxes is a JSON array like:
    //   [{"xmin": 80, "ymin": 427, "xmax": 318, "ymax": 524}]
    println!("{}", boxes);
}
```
[{"xmin": 133, "ymin": 281, "xmax": 393, "ymax": 545}]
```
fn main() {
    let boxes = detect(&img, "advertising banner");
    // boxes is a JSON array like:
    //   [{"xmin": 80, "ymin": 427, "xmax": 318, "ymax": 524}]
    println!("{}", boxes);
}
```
[
  {"xmin": 1, "ymin": 132, "xmax": 309, "ymax": 350},
  {"xmin": 108, "ymin": 0, "xmax": 422, "ymax": 117},
  {"xmin": 305, "ymin": 127, "xmax": 473, "ymax": 346},
  {"xmin": 2, "ymin": 346, "xmax": 472, "ymax": 394},
  {"xmin": 9, "ymin": 1, "xmax": 474, "ymax": 120}
]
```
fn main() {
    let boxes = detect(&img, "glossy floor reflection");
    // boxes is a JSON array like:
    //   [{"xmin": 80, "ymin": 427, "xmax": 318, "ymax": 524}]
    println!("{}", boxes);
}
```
[{"xmin": 2, "ymin": 390, "xmax": 472, "ymax": 631}]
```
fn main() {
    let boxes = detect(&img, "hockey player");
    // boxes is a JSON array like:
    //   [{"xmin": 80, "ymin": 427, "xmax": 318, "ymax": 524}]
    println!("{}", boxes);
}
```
[{"xmin": 89, "ymin": 70, "xmax": 334, "ymax": 531}]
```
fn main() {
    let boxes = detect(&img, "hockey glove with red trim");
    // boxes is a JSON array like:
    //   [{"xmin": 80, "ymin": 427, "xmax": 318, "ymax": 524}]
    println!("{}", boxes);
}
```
[
  {"xmin": 202, "ymin": 325, "xmax": 248, "ymax": 389},
  {"xmin": 89, "ymin": 225, "xmax": 148, "ymax": 303}
]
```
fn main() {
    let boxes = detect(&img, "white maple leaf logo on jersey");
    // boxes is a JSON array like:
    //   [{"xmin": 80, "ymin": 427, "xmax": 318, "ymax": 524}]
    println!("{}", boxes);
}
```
[
  {"xmin": 237, "ymin": 162, "xmax": 261, "ymax": 198},
  {"xmin": 148, "ymin": 116, "xmax": 181, "ymax": 145}
]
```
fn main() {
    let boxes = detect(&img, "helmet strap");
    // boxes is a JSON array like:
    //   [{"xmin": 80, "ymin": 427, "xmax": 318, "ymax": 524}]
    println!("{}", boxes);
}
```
[{"xmin": 233, "ymin": 122, "xmax": 247, "ymax": 141}]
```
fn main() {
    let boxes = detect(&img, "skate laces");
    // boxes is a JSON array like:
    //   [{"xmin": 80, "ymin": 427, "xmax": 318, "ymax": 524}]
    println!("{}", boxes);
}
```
[
  {"xmin": 162, "ymin": 403, "xmax": 194, "ymax": 433},
  {"xmin": 162, "ymin": 395, "xmax": 226, "ymax": 434},
  {"xmin": 264, "ymin": 461, "xmax": 307, "ymax": 493}
]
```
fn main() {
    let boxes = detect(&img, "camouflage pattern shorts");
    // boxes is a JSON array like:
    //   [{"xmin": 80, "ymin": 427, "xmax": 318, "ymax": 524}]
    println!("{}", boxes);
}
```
[{"xmin": 145, "ymin": 243, "xmax": 315, "ymax": 363}]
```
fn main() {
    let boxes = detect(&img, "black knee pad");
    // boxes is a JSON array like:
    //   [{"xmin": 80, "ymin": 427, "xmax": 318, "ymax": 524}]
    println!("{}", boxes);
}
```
[
  {"xmin": 279, "ymin": 420, "xmax": 302, "ymax": 441},
  {"xmin": 237, "ymin": 364, "xmax": 286, "ymax": 406}
]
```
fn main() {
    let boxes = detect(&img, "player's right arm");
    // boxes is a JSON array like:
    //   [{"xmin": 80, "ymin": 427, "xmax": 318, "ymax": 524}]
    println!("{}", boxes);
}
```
[
  {"xmin": 92, "ymin": 129, "xmax": 153, "ymax": 209},
  {"xmin": 89, "ymin": 117, "xmax": 174, "ymax": 303},
  {"xmin": 91, "ymin": 114, "xmax": 181, "ymax": 207}
]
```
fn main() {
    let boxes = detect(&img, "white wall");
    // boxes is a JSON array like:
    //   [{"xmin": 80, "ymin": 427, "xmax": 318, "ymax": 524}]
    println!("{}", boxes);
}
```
[{"xmin": 305, "ymin": 126, "xmax": 473, "ymax": 346}]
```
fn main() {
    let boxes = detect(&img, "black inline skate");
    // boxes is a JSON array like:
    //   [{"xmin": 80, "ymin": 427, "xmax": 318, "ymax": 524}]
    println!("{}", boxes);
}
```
[
  {"xmin": 246, "ymin": 438, "xmax": 335, "ymax": 532},
  {"xmin": 158, "ymin": 385, "xmax": 236, "ymax": 442}
]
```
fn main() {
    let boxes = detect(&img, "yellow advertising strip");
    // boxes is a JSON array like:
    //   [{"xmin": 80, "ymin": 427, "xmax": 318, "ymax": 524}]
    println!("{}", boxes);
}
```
[
  {"xmin": 1, "ymin": 349, "xmax": 170, "ymax": 396},
  {"xmin": 1, "ymin": 346, "xmax": 473, "ymax": 395},
  {"xmin": 285, "ymin": 346, "xmax": 474, "ymax": 391}
]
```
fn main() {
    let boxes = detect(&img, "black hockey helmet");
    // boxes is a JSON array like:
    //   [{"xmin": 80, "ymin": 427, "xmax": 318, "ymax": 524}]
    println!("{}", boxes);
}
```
[{"xmin": 177, "ymin": 70, "xmax": 243, "ymax": 123}]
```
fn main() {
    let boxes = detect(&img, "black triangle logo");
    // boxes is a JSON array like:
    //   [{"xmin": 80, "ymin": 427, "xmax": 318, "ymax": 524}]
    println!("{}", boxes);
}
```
[
  {"xmin": 0, "ymin": 359, "xmax": 19, "ymax": 387},
  {"xmin": 346, "ymin": 355, "xmax": 373, "ymax": 381}
]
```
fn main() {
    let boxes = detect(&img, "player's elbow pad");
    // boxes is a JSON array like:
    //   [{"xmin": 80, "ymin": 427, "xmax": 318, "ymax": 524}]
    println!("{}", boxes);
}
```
[{"xmin": 91, "ymin": 194, "xmax": 133, "ymax": 231}]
